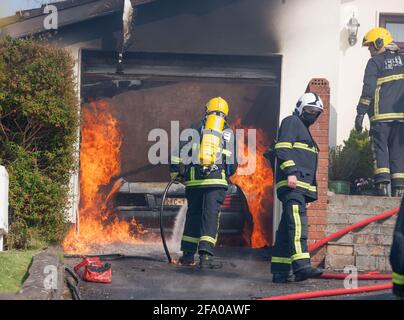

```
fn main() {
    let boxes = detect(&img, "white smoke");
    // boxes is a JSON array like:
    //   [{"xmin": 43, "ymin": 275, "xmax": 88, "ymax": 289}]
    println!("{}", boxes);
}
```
[
  {"xmin": 122, "ymin": 0, "xmax": 134, "ymax": 50},
  {"xmin": 168, "ymin": 202, "xmax": 188, "ymax": 253}
]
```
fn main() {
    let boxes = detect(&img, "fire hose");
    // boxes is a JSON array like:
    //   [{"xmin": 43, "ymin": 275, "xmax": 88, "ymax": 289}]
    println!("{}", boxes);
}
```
[
  {"xmin": 65, "ymin": 266, "xmax": 82, "ymax": 300},
  {"xmin": 259, "ymin": 206, "xmax": 400, "ymax": 300},
  {"xmin": 160, "ymin": 179, "xmax": 176, "ymax": 264},
  {"xmin": 261, "ymin": 283, "xmax": 393, "ymax": 300},
  {"xmin": 308, "ymin": 207, "xmax": 399, "ymax": 252}
]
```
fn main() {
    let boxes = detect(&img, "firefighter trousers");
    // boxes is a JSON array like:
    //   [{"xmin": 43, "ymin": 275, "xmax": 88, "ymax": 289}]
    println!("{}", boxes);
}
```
[
  {"xmin": 271, "ymin": 192, "xmax": 311, "ymax": 274},
  {"xmin": 180, "ymin": 187, "xmax": 227, "ymax": 256},
  {"xmin": 371, "ymin": 121, "xmax": 404, "ymax": 187}
]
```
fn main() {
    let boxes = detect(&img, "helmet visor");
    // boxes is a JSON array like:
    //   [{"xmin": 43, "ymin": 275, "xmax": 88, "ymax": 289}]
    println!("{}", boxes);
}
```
[{"xmin": 303, "ymin": 105, "xmax": 322, "ymax": 115}]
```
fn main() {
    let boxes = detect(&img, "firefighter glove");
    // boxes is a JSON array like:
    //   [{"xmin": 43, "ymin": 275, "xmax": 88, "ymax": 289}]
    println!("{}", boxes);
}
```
[
  {"xmin": 170, "ymin": 171, "xmax": 185, "ymax": 184},
  {"xmin": 170, "ymin": 172, "xmax": 180, "ymax": 180},
  {"xmin": 355, "ymin": 113, "xmax": 364, "ymax": 133}
]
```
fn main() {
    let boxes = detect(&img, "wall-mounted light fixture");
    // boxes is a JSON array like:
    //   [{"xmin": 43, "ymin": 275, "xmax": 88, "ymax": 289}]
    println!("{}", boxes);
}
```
[{"xmin": 347, "ymin": 14, "xmax": 360, "ymax": 46}]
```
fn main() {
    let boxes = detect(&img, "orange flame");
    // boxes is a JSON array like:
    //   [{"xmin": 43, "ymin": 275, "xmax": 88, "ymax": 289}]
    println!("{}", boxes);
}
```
[
  {"xmin": 230, "ymin": 119, "xmax": 274, "ymax": 248},
  {"xmin": 63, "ymin": 100, "xmax": 147, "ymax": 254}
]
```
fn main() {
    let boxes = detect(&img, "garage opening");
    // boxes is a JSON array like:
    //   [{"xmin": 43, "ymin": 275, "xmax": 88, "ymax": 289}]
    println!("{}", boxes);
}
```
[{"xmin": 63, "ymin": 50, "xmax": 281, "ymax": 254}]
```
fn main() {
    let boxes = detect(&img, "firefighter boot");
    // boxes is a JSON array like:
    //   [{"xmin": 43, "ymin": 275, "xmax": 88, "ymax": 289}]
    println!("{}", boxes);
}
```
[
  {"xmin": 392, "ymin": 187, "xmax": 404, "ymax": 198},
  {"xmin": 199, "ymin": 253, "xmax": 222, "ymax": 269},
  {"xmin": 178, "ymin": 252, "xmax": 196, "ymax": 266},
  {"xmin": 374, "ymin": 182, "xmax": 389, "ymax": 197},
  {"xmin": 294, "ymin": 267, "xmax": 323, "ymax": 282},
  {"xmin": 272, "ymin": 271, "xmax": 295, "ymax": 283}
]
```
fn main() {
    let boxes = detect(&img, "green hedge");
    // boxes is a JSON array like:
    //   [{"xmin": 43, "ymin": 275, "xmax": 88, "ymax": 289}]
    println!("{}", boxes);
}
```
[
  {"xmin": 329, "ymin": 129, "xmax": 373, "ymax": 182},
  {"xmin": 342, "ymin": 129, "xmax": 373, "ymax": 181},
  {"xmin": 0, "ymin": 37, "xmax": 79, "ymax": 249}
]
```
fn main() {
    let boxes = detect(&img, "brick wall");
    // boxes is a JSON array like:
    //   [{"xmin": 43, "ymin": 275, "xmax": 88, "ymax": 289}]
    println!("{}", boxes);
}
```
[
  {"xmin": 326, "ymin": 195, "xmax": 400, "ymax": 272},
  {"xmin": 306, "ymin": 79, "xmax": 330, "ymax": 265}
]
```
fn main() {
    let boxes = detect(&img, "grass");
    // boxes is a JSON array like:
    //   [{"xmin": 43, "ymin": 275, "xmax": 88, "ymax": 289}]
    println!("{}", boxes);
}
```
[
  {"xmin": 56, "ymin": 247, "xmax": 64, "ymax": 264},
  {"xmin": 0, "ymin": 250, "xmax": 39, "ymax": 293}
]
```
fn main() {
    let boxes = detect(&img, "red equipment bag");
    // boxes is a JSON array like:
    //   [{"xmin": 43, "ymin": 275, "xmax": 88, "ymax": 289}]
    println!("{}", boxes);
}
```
[{"xmin": 74, "ymin": 257, "xmax": 112, "ymax": 284}]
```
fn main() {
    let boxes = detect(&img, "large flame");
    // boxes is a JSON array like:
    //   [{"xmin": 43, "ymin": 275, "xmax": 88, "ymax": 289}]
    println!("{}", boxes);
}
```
[
  {"xmin": 63, "ymin": 100, "xmax": 146, "ymax": 254},
  {"xmin": 231, "ymin": 119, "xmax": 274, "ymax": 248}
]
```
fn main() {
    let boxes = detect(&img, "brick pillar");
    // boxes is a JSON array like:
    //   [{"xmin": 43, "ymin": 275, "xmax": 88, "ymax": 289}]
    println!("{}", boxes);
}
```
[{"xmin": 305, "ymin": 79, "xmax": 330, "ymax": 266}]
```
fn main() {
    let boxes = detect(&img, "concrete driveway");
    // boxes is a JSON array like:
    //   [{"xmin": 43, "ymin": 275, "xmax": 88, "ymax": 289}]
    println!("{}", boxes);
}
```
[{"xmin": 64, "ymin": 245, "xmax": 394, "ymax": 300}]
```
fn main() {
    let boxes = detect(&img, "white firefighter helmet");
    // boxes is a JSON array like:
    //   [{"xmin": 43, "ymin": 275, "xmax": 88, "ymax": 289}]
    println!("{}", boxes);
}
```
[{"xmin": 295, "ymin": 92, "xmax": 324, "ymax": 116}]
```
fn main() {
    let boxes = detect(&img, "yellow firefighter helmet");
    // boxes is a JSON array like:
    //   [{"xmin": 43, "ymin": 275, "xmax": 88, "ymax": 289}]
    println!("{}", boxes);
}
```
[
  {"xmin": 206, "ymin": 97, "xmax": 229, "ymax": 116},
  {"xmin": 362, "ymin": 27, "xmax": 394, "ymax": 50}
]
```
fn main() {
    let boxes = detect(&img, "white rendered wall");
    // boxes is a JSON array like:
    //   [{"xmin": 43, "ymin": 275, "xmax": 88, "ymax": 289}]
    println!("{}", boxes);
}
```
[
  {"xmin": 0, "ymin": 166, "xmax": 9, "ymax": 251},
  {"xmin": 273, "ymin": 0, "xmax": 341, "ymax": 142}
]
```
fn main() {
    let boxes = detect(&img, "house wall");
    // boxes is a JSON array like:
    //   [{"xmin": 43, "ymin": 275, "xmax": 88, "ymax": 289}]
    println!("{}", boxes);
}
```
[
  {"xmin": 68, "ymin": 0, "xmax": 340, "ymax": 236},
  {"xmin": 64, "ymin": 45, "xmax": 81, "ymax": 224},
  {"xmin": 5, "ymin": 0, "xmax": 404, "ymax": 145},
  {"xmin": 271, "ymin": 0, "xmax": 340, "ymax": 140},
  {"xmin": 40, "ymin": 0, "xmax": 341, "ymax": 231},
  {"xmin": 5, "ymin": 0, "xmax": 403, "ymax": 234},
  {"xmin": 48, "ymin": 0, "xmax": 283, "ymax": 225},
  {"xmin": 127, "ymin": 0, "xmax": 342, "ymax": 147}
]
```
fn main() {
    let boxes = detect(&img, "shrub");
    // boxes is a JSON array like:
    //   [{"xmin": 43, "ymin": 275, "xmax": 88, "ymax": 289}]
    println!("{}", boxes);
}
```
[
  {"xmin": 0, "ymin": 37, "xmax": 79, "ymax": 249},
  {"xmin": 329, "ymin": 145, "xmax": 360, "ymax": 181},
  {"xmin": 329, "ymin": 129, "xmax": 373, "ymax": 183},
  {"xmin": 343, "ymin": 129, "xmax": 373, "ymax": 180}
]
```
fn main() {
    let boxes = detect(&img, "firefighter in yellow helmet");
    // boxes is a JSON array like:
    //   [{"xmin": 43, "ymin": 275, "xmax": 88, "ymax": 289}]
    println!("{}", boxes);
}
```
[
  {"xmin": 170, "ymin": 97, "xmax": 238, "ymax": 268},
  {"xmin": 355, "ymin": 27, "xmax": 404, "ymax": 197}
]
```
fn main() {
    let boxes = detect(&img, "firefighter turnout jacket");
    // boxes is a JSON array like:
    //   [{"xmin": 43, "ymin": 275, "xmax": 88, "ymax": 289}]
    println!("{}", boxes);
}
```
[
  {"xmin": 170, "ymin": 120, "xmax": 238, "ymax": 188},
  {"xmin": 357, "ymin": 49, "xmax": 404, "ymax": 122},
  {"xmin": 390, "ymin": 197, "xmax": 404, "ymax": 298},
  {"xmin": 274, "ymin": 115, "xmax": 319, "ymax": 202}
]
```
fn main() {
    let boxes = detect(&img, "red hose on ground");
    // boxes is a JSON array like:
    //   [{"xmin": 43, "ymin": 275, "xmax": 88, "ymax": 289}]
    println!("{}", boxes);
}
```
[
  {"xmin": 260, "ymin": 283, "xmax": 393, "ymax": 300},
  {"xmin": 320, "ymin": 273, "xmax": 392, "ymax": 280},
  {"xmin": 308, "ymin": 207, "xmax": 399, "ymax": 252}
]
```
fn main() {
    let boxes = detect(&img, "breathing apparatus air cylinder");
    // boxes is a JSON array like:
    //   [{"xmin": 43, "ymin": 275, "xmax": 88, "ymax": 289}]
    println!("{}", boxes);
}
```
[{"xmin": 199, "ymin": 97, "xmax": 229, "ymax": 175}]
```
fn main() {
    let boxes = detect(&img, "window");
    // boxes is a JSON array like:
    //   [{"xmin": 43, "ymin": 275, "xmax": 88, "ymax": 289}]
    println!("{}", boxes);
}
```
[{"xmin": 380, "ymin": 13, "xmax": 404, "ymax": 50}]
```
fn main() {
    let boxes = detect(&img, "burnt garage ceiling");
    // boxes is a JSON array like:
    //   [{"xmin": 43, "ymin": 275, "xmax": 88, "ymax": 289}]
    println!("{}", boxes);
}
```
[{"xmin": 81, "ymin": 50, "xmax": 282, "ymax": 84}]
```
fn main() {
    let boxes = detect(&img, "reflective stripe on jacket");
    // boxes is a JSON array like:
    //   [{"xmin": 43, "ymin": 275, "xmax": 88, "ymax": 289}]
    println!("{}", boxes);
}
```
[{"xmin": 357, "ymin": 50, "xmax": 404, "ymax": 122}]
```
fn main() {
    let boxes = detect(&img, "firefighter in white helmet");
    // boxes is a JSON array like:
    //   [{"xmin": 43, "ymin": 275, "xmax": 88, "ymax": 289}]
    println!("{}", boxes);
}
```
[
  {"xmin": 269, "ymin": 92, "xmax": 324, "ymax": 283},
  {"xmin": 170, "ymin": 97, "xmax": 238, "ymax": 268}
]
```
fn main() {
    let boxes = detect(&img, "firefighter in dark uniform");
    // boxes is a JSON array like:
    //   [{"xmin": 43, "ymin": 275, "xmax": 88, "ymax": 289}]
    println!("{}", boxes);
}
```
[
  {"xmin": 390, "ymin": 197, "xmax": 404, "ymax": 300},
  {"xmin": 170, "ymin": 97, "xmax": 238, "ymax": 268},
  {"xmin": 270, "ymin": 92, "xmax": 324, "ymax": 283},
  {"xmin": 355, "ymin": 27, "xmax": 404, "ymax": 198}
]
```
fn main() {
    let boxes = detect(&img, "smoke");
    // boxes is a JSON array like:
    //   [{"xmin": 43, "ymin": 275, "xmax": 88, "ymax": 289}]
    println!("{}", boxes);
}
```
[
  {"xmin": 117, "ymin": 0, "xmax": 135, "ymax": 68},
  {"xmin": 168, "ymin": 202, "xmax": 188, "ymax": 253},
  {"xmin": 91, "ymin": 202, "xmax": 188, "ymax": 257},
  {"xmin": 122, "ymin": 0, "xmax": 135, "ymax": 52}
]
